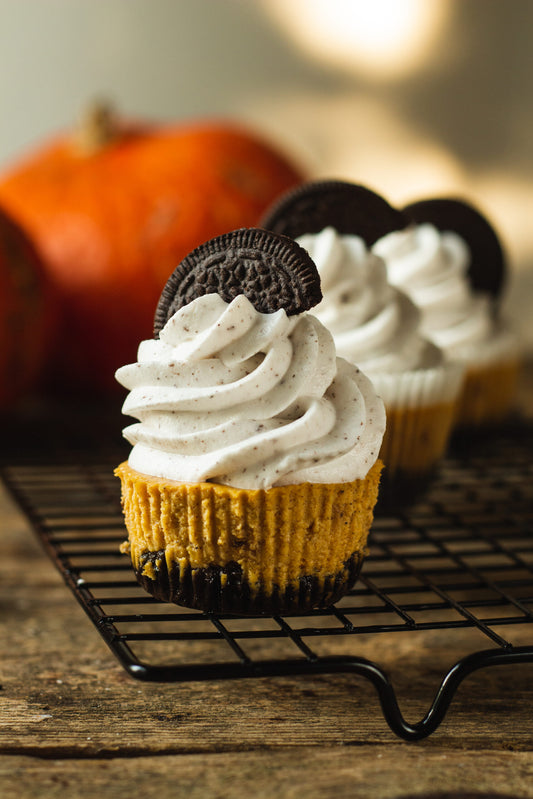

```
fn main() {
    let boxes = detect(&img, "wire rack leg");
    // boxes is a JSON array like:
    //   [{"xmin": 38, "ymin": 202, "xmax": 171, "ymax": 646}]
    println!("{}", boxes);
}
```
[
  {"xmin": 103, "ymin": 642, "xmax": 533, "ymax": 741},
  {"xmin": 348, "ymin": 647, "xmax": 533, "ymax": 741}
]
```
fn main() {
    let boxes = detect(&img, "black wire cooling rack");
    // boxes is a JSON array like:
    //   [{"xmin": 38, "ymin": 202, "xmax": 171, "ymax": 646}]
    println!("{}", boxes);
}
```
[{"xmin": 2, "ymin": 418, "xmax": 533, "ymax": 741}]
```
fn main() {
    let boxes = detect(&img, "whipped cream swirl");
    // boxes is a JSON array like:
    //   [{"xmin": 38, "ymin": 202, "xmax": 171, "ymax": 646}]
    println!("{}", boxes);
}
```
[
  {"xmin": 296, "ymin": 227, "xmax": 441, "ymax": 374},
  {"xmin": 373, "ymin": 223, "xmax": 513, "ymax": 362},
  {"xmin": 116, "ymin": 293, "xmax": 385, "ymax": 489}
]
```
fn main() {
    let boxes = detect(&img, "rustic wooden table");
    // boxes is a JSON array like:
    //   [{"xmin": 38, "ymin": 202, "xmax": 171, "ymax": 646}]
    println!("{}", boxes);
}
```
[{"xmin": 1, "ymin": 366, "xmax": 532, "ymax": 799}]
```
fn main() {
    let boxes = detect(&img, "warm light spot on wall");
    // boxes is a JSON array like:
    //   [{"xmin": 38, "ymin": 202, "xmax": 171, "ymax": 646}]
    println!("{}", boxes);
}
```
[
  {"xmin": 333, "ymin": 144, "xmax": 465, "ymax": 207},
  {"xmin": 263, "ymin": 0, "xmax": 450, "ymax": 79},
  {"xmin": 245, "ymin": 91, "xmax": 465, "ymax": 204}
]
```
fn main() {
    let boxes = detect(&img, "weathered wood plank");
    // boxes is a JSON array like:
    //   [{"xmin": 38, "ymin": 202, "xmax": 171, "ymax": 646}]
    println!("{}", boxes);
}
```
[{"xmin": 1, "ymin": 747, "xmax": 533, "ymax": 799}]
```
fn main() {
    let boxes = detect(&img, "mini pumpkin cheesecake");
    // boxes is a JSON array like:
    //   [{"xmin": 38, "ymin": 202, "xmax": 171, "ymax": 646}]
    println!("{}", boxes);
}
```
[
  {"xmin": 262, "ymin": 181, "xmax": 463, "ymax": 508},
  {"xmin": 115, "ymin": 228, "xmax": 385, "ymax": 614},
  {"xmin": 375, "ymin": 196, "xmax": 520, "ymax": 432}
]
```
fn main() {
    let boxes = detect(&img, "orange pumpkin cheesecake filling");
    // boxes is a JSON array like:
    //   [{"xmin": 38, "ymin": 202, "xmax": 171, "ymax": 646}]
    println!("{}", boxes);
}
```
[{"xmin": 116, "ymin": 460, "xmax": 382, "ymax": 614}]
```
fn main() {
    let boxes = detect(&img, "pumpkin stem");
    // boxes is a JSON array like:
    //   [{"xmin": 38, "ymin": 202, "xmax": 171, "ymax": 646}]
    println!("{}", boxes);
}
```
[{"xmin": 74, "ymin": 99, "xmax": 118, "ymax": 154}]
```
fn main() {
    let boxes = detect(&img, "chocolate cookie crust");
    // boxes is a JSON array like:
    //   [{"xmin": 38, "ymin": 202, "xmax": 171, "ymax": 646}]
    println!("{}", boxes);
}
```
[
  {"xmin": 154, "ymin": 227, "xmax": 322, "ymax": 336},
  {"xmin": 134, "ymin": 552, "xmax": 365, "ymax": 615}
]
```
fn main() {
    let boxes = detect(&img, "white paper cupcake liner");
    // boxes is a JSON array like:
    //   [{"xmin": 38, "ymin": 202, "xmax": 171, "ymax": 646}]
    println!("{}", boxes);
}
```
[{"xmin": 369, "ymin": 360, "xmax": 464, "ymax": 412}]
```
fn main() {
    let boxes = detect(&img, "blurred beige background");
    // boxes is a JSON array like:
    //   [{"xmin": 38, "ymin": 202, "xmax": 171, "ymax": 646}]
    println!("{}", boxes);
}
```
[{"xmin": 1, "ymin": 0, "xmax": 532, "ymax": 349}]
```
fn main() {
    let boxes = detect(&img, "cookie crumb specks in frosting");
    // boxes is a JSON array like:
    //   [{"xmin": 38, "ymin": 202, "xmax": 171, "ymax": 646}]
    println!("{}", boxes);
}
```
[
  {"xmin": 297, "ymin": 226, "xmax": 440, "ymax": 377},
  {"xmin": 116, "ymin": 293, "xmax": 385, "ymax": 490},
  {"xmin": 373, "ymin": 223, "xmax": 516, "ymax": 366},
  {"xmin": 401, "ymin": 197, "xmax": 506, "ymax": 300},
  {"xmin": 117, "ymin": 227, "xmax": 384, "ymax": 490}
]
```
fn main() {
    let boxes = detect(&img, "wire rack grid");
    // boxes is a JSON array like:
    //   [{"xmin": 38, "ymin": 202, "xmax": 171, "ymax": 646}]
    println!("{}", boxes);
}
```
[{"xmin": 2, "ymin": 421, "xmax": 533, "ymax": 742}]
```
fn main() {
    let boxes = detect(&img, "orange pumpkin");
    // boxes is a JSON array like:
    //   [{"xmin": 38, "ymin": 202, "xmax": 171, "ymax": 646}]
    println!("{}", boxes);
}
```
[
  {"xmin": 0, "ymin": 208, "xmax": 56, "ymax": 409},
  {"xmin": 0, "ymin": 105, "xmax": 304, "ymax": 395}
]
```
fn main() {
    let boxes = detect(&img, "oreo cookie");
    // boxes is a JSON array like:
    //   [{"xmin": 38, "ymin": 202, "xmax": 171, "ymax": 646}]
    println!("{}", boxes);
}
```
[
  {"xmin": 154, "ymin": 228, "xmax": 322, "ymax": 336},
  {"xmin": 260, "ymin": 180, "xmax": 409, "ymax": 246},
  {"xmin": 403, "ymin": 197, "xmax": 507, "ymax": 299}
]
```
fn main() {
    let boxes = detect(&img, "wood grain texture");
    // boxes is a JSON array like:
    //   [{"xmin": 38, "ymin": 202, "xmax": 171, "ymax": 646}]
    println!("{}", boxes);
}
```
[
  {"xmin": 1, "ymin": 365, "xmax": 533, "ymax": 796},
  {"xmin": 1, "ymin": 748, "xmax": 533, "ymax": 799}
]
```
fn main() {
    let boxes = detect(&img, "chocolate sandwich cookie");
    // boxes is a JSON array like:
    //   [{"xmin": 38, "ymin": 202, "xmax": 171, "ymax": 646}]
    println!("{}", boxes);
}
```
[
  {"xmin": 154, "ymin": 227, "xmax": 322, "ymax": 336},
  {"xmin": 260, "ymin": 180, "xmax": 409, "ymax": 246},
  {"xmin": 403, "ymin": 197, "xmax": 507, "ymax": 300}
]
